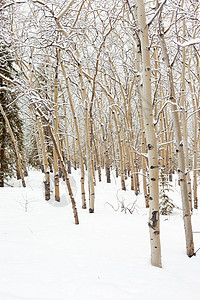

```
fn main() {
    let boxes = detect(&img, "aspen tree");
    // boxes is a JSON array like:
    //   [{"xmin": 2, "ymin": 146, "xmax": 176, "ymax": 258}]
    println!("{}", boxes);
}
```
[
  {"xmin": 124, "ymin": 141, "xmax": 130, "ymax": 180},
  {"xmin": 36, "ymin": 116, "xmax": 50, "ymax": 201},
  {"xmin": 159, "ymin": 111, "xmax": 166, "ymax": 169},
  {"xmin": 111, "ymin": 127, "xmax": 118, "ymax": 180},
  {"xmin": 153, "ymin": 50, "xmax": 166, "ymax": 171},
  {"xmin": 128, "ymin": 77, "xmax": 139, "ymax": 192},
  {"xmin": 153, "ymin": 48, "xmax": 159, "ymax": 135},
  {"xmin": 134, "ymin": 0, "xmax": 162, "ymax": 267},
  {"xmin": 59, "ymin": 54, "xmax": 86, "ymax": 209},
  {"xmin": 72, "ymin": 122, "xmax": 77, "ymax": 170},
  {"xmin": 78, "ymin": 64, "xmax": 95, "ymax": 212},
  {"xmin": 31, "ymin": 101, "xmax": 79, "ymax": 224},
  {"xmin": 68, "ymin": 41, "xmax": 96, "ymax": 211},
  {"xmin": 106, "ymin": 112, "xmax": 112, "ymax": 184},
  {"xmin": 48, "ymin": 124, "xmax": 79, "ymax": 224},
  {"xmin": 33, "ymin": 118, "xmax": 44, "ymax": 172},
  {"xmin": 31, "ymin": 63, "xmax": 51, "ymax": 199},
  {"xmin": 193, "ymin": 111, "xmax": 198, "ymax": 209},
  {"xmin": 53, "ymin": 50, "xmax": 60, "ymax": 202},
  {"xmin": 141, "ymin": 114, "xmax": 149, "ymax": 208},
  {"xmin": 93, "ymin": 122, "xmax": 101, "ymax": 182},
  {"xmin": 167, "ymin": 120, "xmax": 174, "ymax": 181},
  {"xmin": 90, "ymin": 129, "xmax": 96, "ymax": 187},
  {"xmin": 85, "ymin": 98, "xmax": 95, "ymax": 212},
  {"xmin": 81, "ymin": 70, "xmax": 118, "ymax": 183},
  {"xmin": 104, "ymin": 118, "xmax": 111, "ymax": 184},
  {"xmin": 193, "ymin": 39, "xmax": 200, "ymax": 209},
  {"xmin": 188, "ymin": 51, "xmax": 198, "ymax": 209},
  {"xmin": 105, "ymin": 52, "xmax": 140, "ymax": 192},
  {"xmin": 61, "ymin": 94, "xmax": 71, "ymax": 174},
  {"xmin": 99, "ymin": 94, "xmax": 111, "ymax": 182},
  {"xmin": 132, "ymin": 18, "xmax": 149, "ymax": 202},
  {"xmin": 159, "ymin": 18, "xmax": 194, "ymax": 258},
  {"xmin": 180, "ymin": 15, "xmax": 192, "ymax": 211},
  {"xmin": 113, "ymin": 110, "xmax": 126, "ymax": 190},
  {"xmin": 88, "ymin": 27, "xmax": 113, "ymax": 187},
  {"xmin": 102, "ymin": 71, "xmax": 126, "ymax": 190},
  {"xmin": 106, "ymin": 95, "xmax": 126, "ymax": 188}
]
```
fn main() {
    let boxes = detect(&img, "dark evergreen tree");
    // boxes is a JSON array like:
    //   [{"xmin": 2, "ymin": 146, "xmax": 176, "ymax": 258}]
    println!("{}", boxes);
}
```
[
  {"xmin": 159, "ymin": 168, "xmax": 175, "ymax": 215},
  {"xmin": 0, "ymin": 45, "xmax": 24, "ymax": 186},
  {"xmin": 26, "ymin": 132, "xmax": 41, "ymax": 170}
]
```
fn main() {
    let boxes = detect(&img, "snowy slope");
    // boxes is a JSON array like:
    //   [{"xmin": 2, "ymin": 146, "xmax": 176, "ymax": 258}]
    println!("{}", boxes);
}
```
[{"xmin": 0, "ymin": 170, "xmax": 199, "ymax": 300}]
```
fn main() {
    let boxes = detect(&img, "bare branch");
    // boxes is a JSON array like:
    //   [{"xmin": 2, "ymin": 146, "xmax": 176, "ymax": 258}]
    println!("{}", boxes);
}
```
[{"xmin": 147, "ymin": 0, "xmax": 167, "ymax": 27}]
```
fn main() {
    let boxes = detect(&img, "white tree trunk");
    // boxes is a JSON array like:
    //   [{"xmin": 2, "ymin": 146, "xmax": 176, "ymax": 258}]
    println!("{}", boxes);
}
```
[
  {"xmin": 135, "ymin": 0, "xmax": 162, "ymax": 268},
  {"xmin": 59, "ymin": 54, "xmax": 86, "ymax": 209},
  {"xmin": 159, "ymin": 31, "xmax": 194, "ymax": 258},
  {"xmin": 181, "ymin": 19, "xmax": 192, "ymax": 211}
]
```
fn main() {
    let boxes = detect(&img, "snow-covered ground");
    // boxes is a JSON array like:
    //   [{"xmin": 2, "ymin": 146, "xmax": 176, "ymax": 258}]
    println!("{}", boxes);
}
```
[{"xmin": 0, "ymin": 170, "xmax": 200, "ymax": 300}]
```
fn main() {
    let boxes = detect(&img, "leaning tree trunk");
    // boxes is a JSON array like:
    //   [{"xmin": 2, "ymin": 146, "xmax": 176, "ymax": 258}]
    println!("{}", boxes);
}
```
[
  {"xmin": 159, "ymin": 27, "xmax": 194, "ymax": 258},
  {"xmin": 36, "ymin": 107, "xmax": 79, "ymax": 225},
  {"xmin": 59, "ymin": 53, "xmax": 86, "ymax": 209},
  {"xmin": 53, "ymin": 49, "xmax": 60, "ymax": 202},
  {"xmin": 135, "ymin": 0, "xmax": 162, "ymax": 268}
]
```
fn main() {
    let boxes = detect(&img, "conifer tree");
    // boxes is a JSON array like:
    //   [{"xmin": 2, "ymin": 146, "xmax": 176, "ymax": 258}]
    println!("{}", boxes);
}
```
[{"xmin": 0, "ymin": 45, "xmax": 24, "ymax": 186}]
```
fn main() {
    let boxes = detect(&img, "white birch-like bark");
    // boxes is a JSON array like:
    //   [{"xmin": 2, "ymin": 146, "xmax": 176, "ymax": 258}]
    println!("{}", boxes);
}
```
[
  {"xmin": 48, "ymin": 124, "xmax": 79, "ymax": 225},
  {"xmin": 159, "ymin": 31, "xmax": 194, "ymax": 258},
  {"xmin": 85, "ymin": 98, "xmax": 95, "ymax": 212},
  {"xmin": 188, "ymin": 53, "xmax": 199, "ymax": 209},
  {"xmin": 36, "ymin": 117, "xmax": 50, "ymax": 200},
  {"xmin": 78, "ymin": 66, "xmax": 95, "ymax": 213},
  {"xmin": 53, "ymin": 50, "xmax": 60, "ymax": 202},
  {"xmin": 135, "ymin": 0, "xmax": 162, "ymax": 268},
  {"xmin": 59, "ymin": 54, "xmax": 86, "ymax": 209},
  {"xmin": 181, "ymin": 18, "xmax": 192, "ymax": 211}
]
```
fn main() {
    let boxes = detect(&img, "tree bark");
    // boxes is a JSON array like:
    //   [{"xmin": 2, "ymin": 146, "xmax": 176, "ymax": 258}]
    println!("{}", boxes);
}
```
[
  {"xmin": 59, "ymin": 57, "xmax": 86, "ymax": 209},
  {"xmin": 159, "ymin": 28, "xmax": 194, "ymax": 258},
  {"xmin": 135, "ymin": 0, "xmax": 162, "ymax": 267},
  {"xmin": 36, "ymin": 117, "xmax": 50, "ymax": 201},
  {"xmin": 53, "ymin": 49, "xmax": 60, "ymax": 202}
]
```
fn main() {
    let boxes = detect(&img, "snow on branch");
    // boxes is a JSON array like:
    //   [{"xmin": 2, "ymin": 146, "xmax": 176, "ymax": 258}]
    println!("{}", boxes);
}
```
[
  {"xmin": 147, "ymin": 0, "xmax": 167, "ymax": 27},
  {"xmin": 57, "ymin": 0, "xmax": 76, "ymax": 20},
  {"xmin": 0, "ymin": 86, "xmax": 15, "ymax": 93},
  {"xmin": 0, "ymin": 1, "xmax": 25, "ymax": 12},
  {"xmin": 0, "ymin": 72, "xmax": 16, "ymax": 85},
  {"xmin": 176, "ymin": 38, "xmax": 200, "ymax": 47}
]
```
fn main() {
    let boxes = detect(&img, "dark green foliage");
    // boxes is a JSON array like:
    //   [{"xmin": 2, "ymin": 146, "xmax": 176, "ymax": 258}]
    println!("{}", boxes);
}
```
[
  {"xmin": 0, "ymin": 45, "xmax": 24, "ymax": 186},
  {"xmin": 159, "ymin": 168, "xmax": 175, "ymax": 215},
  {"xmin": 26, "ymin": 134, "xmax": 41, "ymax": 170}
]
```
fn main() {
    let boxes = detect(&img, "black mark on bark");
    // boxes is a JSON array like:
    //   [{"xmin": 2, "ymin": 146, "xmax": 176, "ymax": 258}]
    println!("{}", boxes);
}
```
[{"xmin": 148, "ymin": 211, "xmax": 159, "ymax": 230}]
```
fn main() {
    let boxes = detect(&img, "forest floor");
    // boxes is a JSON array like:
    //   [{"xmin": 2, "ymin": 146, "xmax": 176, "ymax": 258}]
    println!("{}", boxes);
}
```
[{"xmin": 0, "ymin": 169, "xmax": 200, "ymax": 300}]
